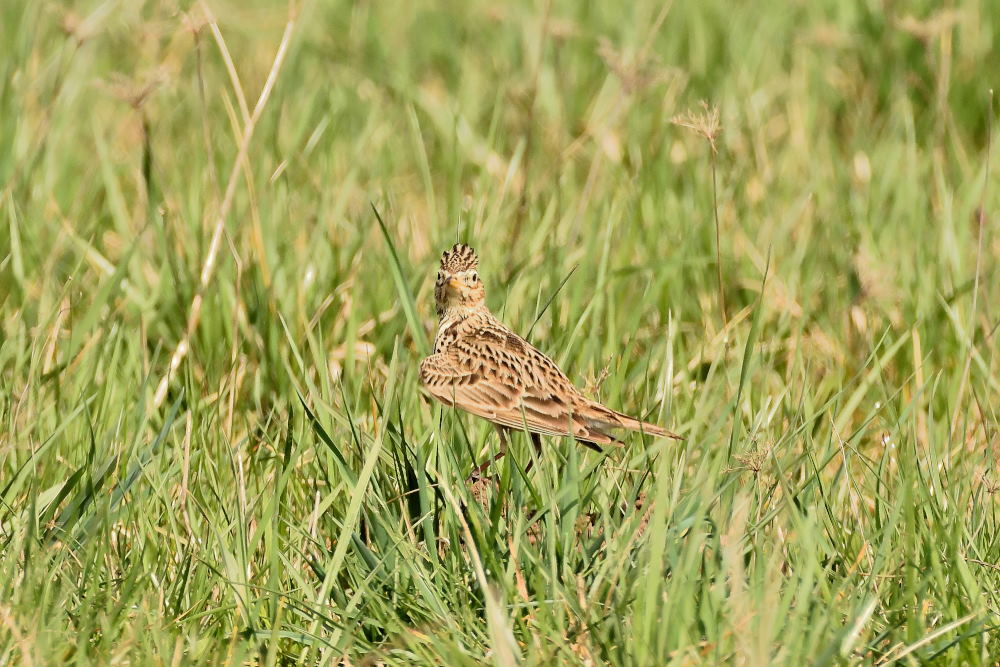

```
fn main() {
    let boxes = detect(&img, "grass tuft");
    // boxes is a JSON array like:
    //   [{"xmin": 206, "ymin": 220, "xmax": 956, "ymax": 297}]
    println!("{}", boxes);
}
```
[{"xmin": 1, "ymin": 0, "xmax": 999, "ymax": 663}]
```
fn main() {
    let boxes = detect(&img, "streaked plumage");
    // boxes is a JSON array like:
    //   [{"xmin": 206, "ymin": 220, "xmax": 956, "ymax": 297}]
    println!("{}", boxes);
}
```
[{"xmin": 419, "ymin": 244, "xmax": 680, "ymax": 466}]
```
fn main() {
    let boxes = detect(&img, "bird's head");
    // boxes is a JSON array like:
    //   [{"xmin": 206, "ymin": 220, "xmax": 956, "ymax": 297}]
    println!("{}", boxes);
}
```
[{"xmin": 434, "ymin": 243, "xmax": 485, "ymax": 317}]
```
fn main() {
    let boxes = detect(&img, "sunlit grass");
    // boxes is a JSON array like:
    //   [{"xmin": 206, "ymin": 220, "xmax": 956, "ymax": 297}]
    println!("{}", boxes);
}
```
[{"xmin": 1, "ymin": 0, "xmax": 999, "ymax": 663}]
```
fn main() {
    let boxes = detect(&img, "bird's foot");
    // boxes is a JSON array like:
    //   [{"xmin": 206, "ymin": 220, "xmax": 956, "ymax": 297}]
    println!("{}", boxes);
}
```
[
  {"xmin": 466, "ymin": 464, "xmax": 499, "ymax": 485},
  {"xmin": 466, "ymin": 469, "xmax": 498, "ymax": 504}
]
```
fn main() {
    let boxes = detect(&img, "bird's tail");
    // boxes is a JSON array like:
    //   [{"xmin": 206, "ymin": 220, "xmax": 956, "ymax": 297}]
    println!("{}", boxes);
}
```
[{"xmin": 609, "ymin": 410, "xmax": 683, "ymax": 440}]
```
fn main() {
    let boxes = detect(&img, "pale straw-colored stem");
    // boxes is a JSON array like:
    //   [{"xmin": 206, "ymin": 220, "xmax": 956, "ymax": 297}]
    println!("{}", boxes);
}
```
[{"xmin": 153, "ymin": 5, "xmax": 297, "ymax": 409}]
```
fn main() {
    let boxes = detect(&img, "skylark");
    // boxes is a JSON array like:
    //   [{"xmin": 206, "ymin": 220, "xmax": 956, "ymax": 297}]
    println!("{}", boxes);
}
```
[{"xmin": 419, "ymin": 244, "xmax": 681, "ymax": 478}]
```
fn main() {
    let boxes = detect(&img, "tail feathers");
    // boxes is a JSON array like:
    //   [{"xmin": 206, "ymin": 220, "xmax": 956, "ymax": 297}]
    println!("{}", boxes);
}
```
[
  {"xmin": 584, "ymin": 406, "xmax": 684, "ymax": 440},
  {"xmin": 608, "ymin": 409, "xmax": 683, "ymax": 440}
]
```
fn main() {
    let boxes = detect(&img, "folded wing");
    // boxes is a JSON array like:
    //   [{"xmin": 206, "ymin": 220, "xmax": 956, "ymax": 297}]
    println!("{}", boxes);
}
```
[{"xmin": 419, "ymin": 328, "xmax": 626, "ymax": 444}]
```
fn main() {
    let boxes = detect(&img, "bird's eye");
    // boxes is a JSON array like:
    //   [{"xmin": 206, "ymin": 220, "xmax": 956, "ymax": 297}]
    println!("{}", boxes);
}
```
[
  {"xmin": 436, "ymin": 272, "xmax": 444, "ymax": 284},
  {"xmin": 470, "ymin": 271, "xmax": 478, "ymax": 282}
]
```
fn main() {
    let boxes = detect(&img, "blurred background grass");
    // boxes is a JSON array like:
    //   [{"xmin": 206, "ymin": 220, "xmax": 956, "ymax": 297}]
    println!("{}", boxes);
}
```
[{"xmin": 1, "ymin": 0, "xmax": 999, "ymax": 663}]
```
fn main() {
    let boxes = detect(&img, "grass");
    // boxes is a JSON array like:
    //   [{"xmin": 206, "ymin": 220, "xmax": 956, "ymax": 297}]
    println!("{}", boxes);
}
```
[{"xmin": 1, "ymin": 0, "xmax": 999, "ymax": 663}]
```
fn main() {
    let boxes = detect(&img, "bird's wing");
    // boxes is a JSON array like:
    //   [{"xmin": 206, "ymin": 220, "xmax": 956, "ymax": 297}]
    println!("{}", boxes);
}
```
[
  {"xmin": 419, "ymin": 327, "xmax": 616, "ymax": 443},
  {"xmin": 492, "ymin": 330, "xmax": 682, "ymax": 440}
]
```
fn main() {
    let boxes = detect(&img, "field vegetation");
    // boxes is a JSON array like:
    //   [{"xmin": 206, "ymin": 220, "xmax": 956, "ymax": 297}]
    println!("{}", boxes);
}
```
[{"xmin": 1, "ymin": 0, "xmax": 999, "ymax": 663}]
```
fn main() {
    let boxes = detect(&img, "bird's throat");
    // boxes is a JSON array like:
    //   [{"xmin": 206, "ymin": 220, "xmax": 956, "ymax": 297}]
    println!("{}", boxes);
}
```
[{"xmin": 437, "ymin": 302, "xmax": 486, "ymax": 321}]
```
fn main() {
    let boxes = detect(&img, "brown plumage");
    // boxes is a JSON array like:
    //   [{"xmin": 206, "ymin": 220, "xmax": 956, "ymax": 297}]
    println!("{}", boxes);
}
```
[{"xmin": 420, "ymin": 244, "xmax": 680, "ymax": 474}]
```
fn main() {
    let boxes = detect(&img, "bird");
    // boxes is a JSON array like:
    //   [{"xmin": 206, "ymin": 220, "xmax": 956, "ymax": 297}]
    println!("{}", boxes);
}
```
[{"xmin": 419, "ymin": 243, "xmax": 681, "ymax": 479}]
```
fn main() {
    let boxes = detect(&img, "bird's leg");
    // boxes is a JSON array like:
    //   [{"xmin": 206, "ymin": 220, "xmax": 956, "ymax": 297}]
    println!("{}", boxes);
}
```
[
  {"xmin": 468, "ymin": 425, "xmax": 511, "ymax": 481},
  {"xmin": 523, "ymin": 432, "xmax": 543, "ymax": 473}
]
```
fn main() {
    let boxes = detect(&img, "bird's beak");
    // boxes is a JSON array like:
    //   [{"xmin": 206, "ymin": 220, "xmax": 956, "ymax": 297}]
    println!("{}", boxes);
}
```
[{"xmin": 446, "ymin": 277, "xmax": 462, "ymax": 291}]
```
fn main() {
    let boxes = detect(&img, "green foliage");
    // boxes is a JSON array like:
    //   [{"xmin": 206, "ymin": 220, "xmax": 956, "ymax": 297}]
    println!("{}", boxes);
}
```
[{"xmin": 1, "ymin": 0, "xmax": 998, "ymax": 663}]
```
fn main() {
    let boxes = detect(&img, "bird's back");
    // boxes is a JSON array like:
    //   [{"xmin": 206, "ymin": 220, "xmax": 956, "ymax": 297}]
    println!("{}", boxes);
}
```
[{"xmin": 421, "ymin": 312, "xmax": 678, "ymax": 444}]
